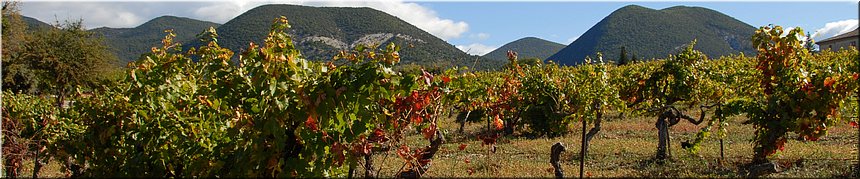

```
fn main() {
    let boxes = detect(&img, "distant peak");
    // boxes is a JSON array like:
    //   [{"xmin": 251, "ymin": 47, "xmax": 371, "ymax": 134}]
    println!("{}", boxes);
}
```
[
  {"xmin": 609, "ymin": 5, "xmax": 657, "ymax": 16},
  {"xmin": 620, "ymin": 4, "xmax": 645, "ymax": 8},
  {"xmin": 151, "ymin": 15, "xmax": 181, "ymax": 20},
  {"xmin": 517, "ymin": 37, "xmax": 541, "ymax": 41},
  {"xmin": 661, "ymin": 5, "xmax": 701, "ymax": 10},
  {"xmin": 248, "ymin": 4, "xmax": 379, "ymax": 14},
  {"xmin": 137, "ymin": 15, "xmax": 217, "ymax": 29},
  {"xmin": 146, "ymin": 15, "xmax": 194, "ymax": 23},
  {"xmin": 514, "ymin": 37, "xmax": 560, "ymax": 44},
  {"xmin": 618, "ymin": 4, "xmax": 651, "ymax": 10}
]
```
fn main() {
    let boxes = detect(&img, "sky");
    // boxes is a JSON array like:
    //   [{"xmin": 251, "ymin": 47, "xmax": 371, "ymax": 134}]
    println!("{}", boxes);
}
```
[{"xmin": 18, "ymin": 0, "xmax": 860, "ymax": 56}]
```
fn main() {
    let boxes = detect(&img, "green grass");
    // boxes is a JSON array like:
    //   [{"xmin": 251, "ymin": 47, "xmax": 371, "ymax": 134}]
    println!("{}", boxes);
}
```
[{"xmin": 19, "ymin": 110, "xmax": 858, "ymax": 177}]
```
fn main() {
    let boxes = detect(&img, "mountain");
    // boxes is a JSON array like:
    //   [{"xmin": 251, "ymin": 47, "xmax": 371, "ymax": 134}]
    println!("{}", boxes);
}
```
[
  {"xmin": 21, "ymin": 16, "xmax": 52, "ymax": 30},
  {"xmin": 483, "ymin": 37, "xmax": 565, "ymax": 61},
  {"xmin": 548, "ymin": 5, "xmax": 756, "ymax": 65},
  {"xmin": 198, "ymin": 4, "xmax": 498, "ymax": 70},
  {"xmin": 91, "ymin": 16, "xmax": 220, "ymax": 63}
]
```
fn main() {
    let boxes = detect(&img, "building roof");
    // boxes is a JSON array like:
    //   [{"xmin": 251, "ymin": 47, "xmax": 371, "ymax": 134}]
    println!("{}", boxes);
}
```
[{"xmin": 817, "ymin": 28, "xmax": 858, "ymax": 44}]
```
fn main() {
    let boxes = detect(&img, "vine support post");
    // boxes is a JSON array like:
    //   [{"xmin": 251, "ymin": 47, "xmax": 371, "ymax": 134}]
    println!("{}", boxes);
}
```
[
  {"xmin": 364, "ymin": 152, "xmax": 375, "ymax": 178},
  {"xmin": 579, "ymin": 117, "xmax": 586, "ymax": 179},
  {"xmin": 1, "ymin": 113, "xmax": 3, "ymax": 178},
  {"xmin": 656, "ymin": 115, "xmax": 669, "ymax": 160},
  {"xmin": 487, "ymin": 115, "xmax": 491, "ymax": 133},
  {"xmin": 550, "ymin": 142, "xmax": 566, "ymax": 178},
  {"xmin": 667, "ymin": 127, "xmax": 671, "ymax": 158},
  {"xmin": 32, "ymin": 144, "xmax": 44, "ymax": 178},
  {"xmin": 347, "ymin": 159, "xmax": 355, "ymax": 179},
  {"xmin": 719, "ymin": 115, "xmax": 725, "ymax": 164}
]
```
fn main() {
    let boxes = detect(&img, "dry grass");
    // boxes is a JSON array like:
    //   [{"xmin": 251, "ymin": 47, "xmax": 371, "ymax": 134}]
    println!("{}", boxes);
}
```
[
  {"xmin": 16, "ymin": 110, "xmax": 858, "ymax": 178},
  {"xmin": 367, "ymin": 110, "xmax": 859, "ymax": 178}
]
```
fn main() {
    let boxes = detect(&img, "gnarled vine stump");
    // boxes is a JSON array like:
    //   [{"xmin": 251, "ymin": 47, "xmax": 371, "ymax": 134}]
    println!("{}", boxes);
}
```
[
  {"xmin": 550, "ymin": 142, "xmax": 566, "ymax": 178},
  {"xmin": 396, "ymin": 131, "xmax": 444, "ymax": 178},
  {"xmin": 655, "ymin": 106, "xmax": 705, "ymax": 161}
]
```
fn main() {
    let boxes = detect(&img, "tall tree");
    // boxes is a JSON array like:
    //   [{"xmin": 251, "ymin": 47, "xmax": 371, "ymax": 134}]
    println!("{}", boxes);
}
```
[
  {"xmin": 630, "ymin": 52, "xmax": 638, "ymax": 64},
  {"xmin": 804, "ymin": 32, "xmax": 816, "ymax": 52},
  {"xmin": 2, "ymin": 1, "xmax": 39, "ymax": 94},
  {"xmin": 22, "ymin": 19, "xmax": 119, "ymax": 106},
  {"xmin": 617, "ymin": 46, "xmax": 628, "ymax": 65}
]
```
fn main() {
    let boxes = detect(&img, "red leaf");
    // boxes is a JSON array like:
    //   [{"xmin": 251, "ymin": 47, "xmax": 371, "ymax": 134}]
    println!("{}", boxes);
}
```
[
  {"xmin": 267, "ymin": 157, "xmax": 279, "ymax": 170},
  {"xmin": 412, "ymin": 90, "xmax": 420, "ymax": 98},
  {"xmin": 397, "ymin": 146, "xmax": 411, "ymax": 160},
  {"xmin": 506, "ymin": 50, "xmax": 518, "ymax": 61},
  {"xmin": 412, "ymin": 115, "xmax": 423, "ymax": 124},
  {"xmin": 458, "ymin": 144, "xmax": 467, "ymax": 151},
  {"xmin": 493, "ymin": 114, "xmax": 504, "ymax": 130},
  {"xmin": 823, "ymin": 77, "xmax": 835, "ymax": 88},
  {"xmin": 332, "ymin": 143, "xmax": 345, "ymax": 166},
  {"xmin": 422, "ymin": 124, "xmax": 437, "ymax": 140},
  {"xmin": 304, "ymin": 115, "xmax": 319, "ymax": 131},
  {"xmin": 627, "ymin": 96, "xmax": 637, "ymax": 103},
  {"xmin": 480, "ymin": 134, "xmax": 498, "ymax": 146},
  {"xmin": 442, "ymin": 76, "xmax": 451, "ymax": 83},
  {"xmin": 804, "ymin": 135, "xmax": 820, "ymax": 141},
  {"xmin": 850, "ymin": 121, "xmax": 858, "ymax": 128},
  {"xmin": 371, "ymin": 128, "xmax": 388, "ymax": 143},
  {"xmin": 777, "ymin": 138, "xmax": 786, "ymax": 151},
  {"xmin": 362, "ymin": 143, "xmax": 372, "ymax": 155}
]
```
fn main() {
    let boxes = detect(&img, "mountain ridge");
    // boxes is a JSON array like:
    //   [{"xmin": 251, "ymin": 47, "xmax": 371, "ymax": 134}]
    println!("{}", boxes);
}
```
[
  {"xmin": 198, "ymin": 4, "xmax": 500, "ymax": 70},
  {"xmin": 547, "ymin": 5, "xmax": 756, "ymax": 65},
  {"xmin": 21, "ymin": 16, "xmax": 52, "ymax": 30},
  {"xmin": 90, "ymin": 15, "xmax": 221, "ymax": 62},
  {"xmin": 483, "ymin": 37, "xmax": 565, "ymax": 61}
]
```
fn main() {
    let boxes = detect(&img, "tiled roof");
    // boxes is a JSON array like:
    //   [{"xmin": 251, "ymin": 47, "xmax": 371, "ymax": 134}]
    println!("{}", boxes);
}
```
[{"xmin": 817, "ymin": 28, "xmax": 858, "ymax": 44}]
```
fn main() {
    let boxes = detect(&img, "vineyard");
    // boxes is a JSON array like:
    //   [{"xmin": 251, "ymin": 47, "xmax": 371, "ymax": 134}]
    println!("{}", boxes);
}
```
[{"xmin": 2, "ymin": 18, "xmax": 859, "ymax": 177}]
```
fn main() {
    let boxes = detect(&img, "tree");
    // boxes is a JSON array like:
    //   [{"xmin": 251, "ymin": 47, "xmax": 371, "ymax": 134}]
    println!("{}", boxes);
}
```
[
  {"xmin": 22, "ymin": 19, "xmax": 119, "ymax": 107},
  {"xmin": 630, "ymin": 52, "xmax": 638, "ymax": 64},
  {"xmin": 617, "ymin": 46, "xmax": 628, "ymax": 65},
  {"xmin": 804, "ymin": 32, "xmax": 817, "ymax": 53},
  {"xmin": 2, "ymin": 1, "xmax": 39, "ymax": 94}
]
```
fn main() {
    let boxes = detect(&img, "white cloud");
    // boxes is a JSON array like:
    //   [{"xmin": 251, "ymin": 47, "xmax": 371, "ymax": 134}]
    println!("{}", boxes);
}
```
[
  {"xmin": 20, "ymin": 1, "xmax": 470, "ymax": 40},
  {"xmin": 190, "ymin": 0, "xmax": 469, "ymax": 40},
  {"xmin": 469, "ymin": 33, "xmax": 490, "ymax": 40},
  {"xmin": 20, "ymin": 2, "xmax": 145, "ymax": 28},
  {"xmin": 306, "ymin": 1, "xmax": 469, "ymax": 40},
  {"xmin": 193, "ymin": 1, "xmax": 258, "ymax": 23},
  {"xmin": 566, "ymin": 35, "xmax": 580, "ymax": 44},
  {"xmin": 812, "ymin": 19, "xmax": 858, "ymax": 41},
  {"xmin": 456, "ymin": 43, "xmax": 497, "ymax": 56}
]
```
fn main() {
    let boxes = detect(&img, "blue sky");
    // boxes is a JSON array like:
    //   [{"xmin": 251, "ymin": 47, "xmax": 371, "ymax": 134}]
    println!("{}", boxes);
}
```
[
  {"xmin": 423, "ymin": 1, "xmax": 859, "ymax": 55},
  {"xmin": 19, "ymin": 1, "xmax": 859, "ymax": 55}
]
